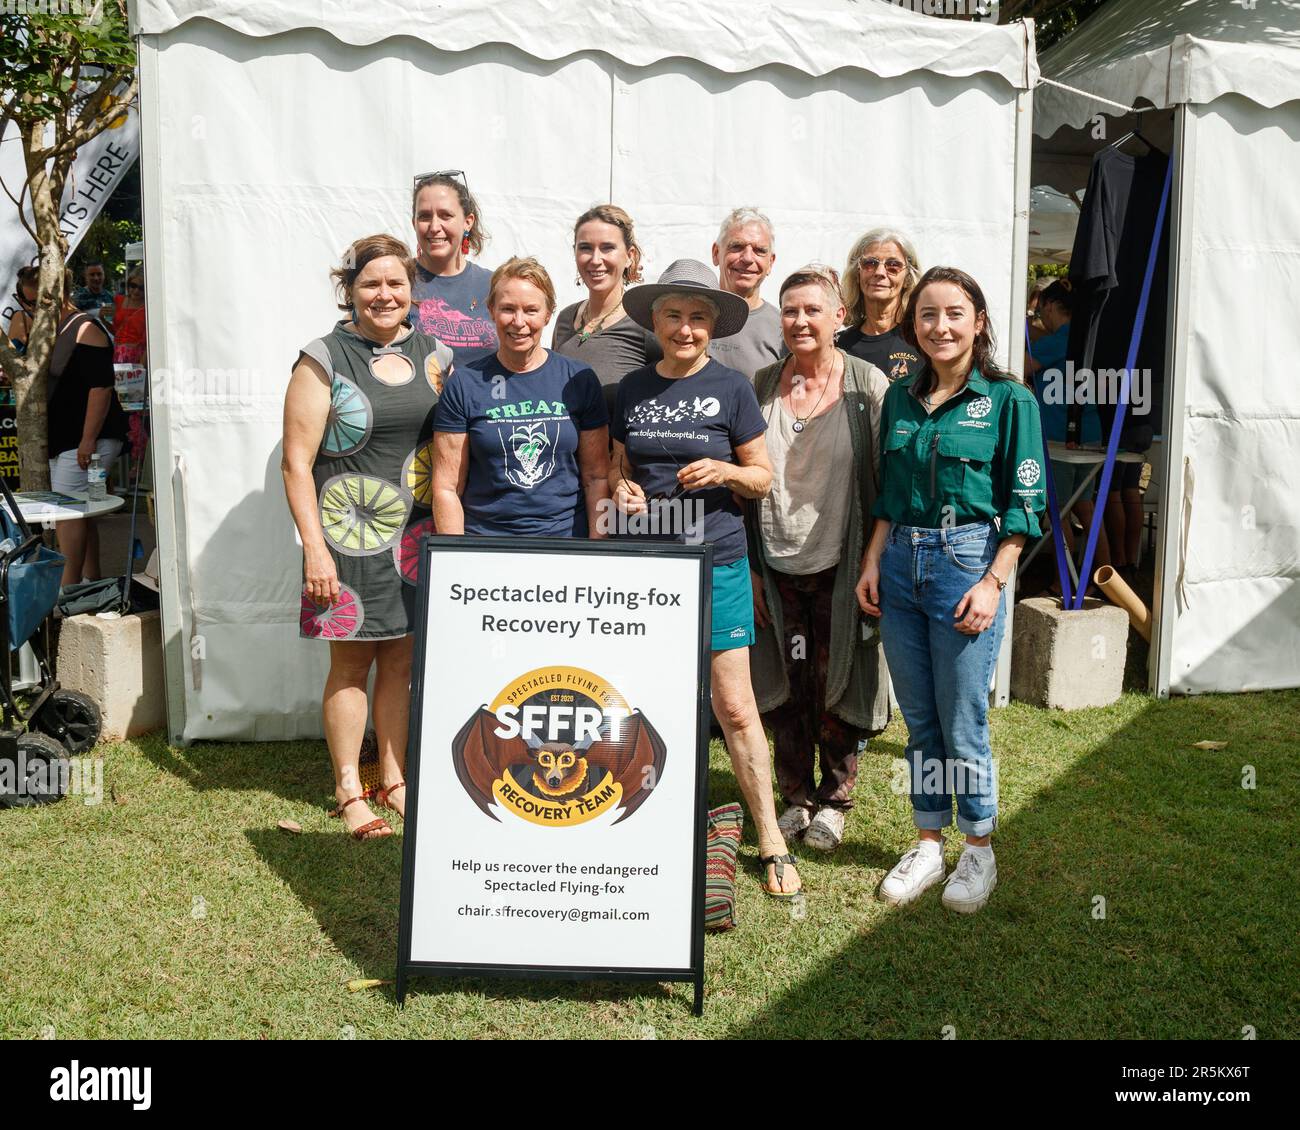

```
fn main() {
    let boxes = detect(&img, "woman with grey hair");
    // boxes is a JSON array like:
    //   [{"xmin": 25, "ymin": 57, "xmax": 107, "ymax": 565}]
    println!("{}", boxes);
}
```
[
  {"xmin": 748, "ymin": 265, "xmax": 891, "ymax": 852},
  {"xmin": 609, "ymin": 259, "xmax": 801, "ymax": 899},
  {"xmin": 838, "ymin": 228, "xmax": 924, "ymax": 382}
]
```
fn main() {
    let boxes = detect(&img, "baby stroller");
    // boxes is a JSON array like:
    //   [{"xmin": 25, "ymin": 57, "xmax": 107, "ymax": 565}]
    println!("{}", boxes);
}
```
[{"xmin": 0, "ymin": 475, "xmax": 103, "ymax": 807}]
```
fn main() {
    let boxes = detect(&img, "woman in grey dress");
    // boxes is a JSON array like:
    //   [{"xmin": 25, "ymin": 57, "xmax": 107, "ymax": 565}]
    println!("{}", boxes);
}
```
[{"xmin": 282, "ymin": 234, "xmax": 452, "ymax": 840}]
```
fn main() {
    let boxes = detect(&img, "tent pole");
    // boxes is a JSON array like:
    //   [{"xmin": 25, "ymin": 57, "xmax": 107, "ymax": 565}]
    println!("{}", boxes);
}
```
[
  {"xmin": 1150, "ymin": 102, "xmax": 1194, "ymax": 699},
  {"xmin": 995, "ymin": 73, "xmax": 1035, "ymax": 707},
  {"xmin": 137, "ymin": 34, "xmax": 190, "ymax": 745}
]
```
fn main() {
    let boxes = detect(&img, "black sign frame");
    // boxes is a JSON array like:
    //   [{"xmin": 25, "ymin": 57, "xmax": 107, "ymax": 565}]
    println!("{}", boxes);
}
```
[{"xmin": 395, "ymin": 535, "xmax": 713, "ymax": 1016}]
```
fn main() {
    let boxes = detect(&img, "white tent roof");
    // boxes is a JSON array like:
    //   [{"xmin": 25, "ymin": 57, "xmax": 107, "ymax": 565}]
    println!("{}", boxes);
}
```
[
  {"xmin": 132, "ymin": 0, "xmax": 1035, "ymax": 86},
  {"xmin": 1036, "ymin": 0, "xmax": 1300, "ymax": 136}
]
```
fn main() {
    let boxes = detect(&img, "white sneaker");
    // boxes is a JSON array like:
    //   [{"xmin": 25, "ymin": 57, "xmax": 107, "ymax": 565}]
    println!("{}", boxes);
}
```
[
  {"xmin": 777, "ymin": 805, "xmax": 811, "ymax": 839},
  {"xmin": 942, "ymin": 847, "xmax": 997, "ymax": 914},
  {"xmin": 878, "ymin": 842, "xmax": 945, "ymax": 906},
  {"xmin": 803, "ymin": 806, "xmax": 846, "ymax": 852}
]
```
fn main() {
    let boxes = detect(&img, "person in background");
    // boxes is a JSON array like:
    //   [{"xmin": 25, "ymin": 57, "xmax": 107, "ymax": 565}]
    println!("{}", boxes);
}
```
[
  {"xmin": 610, "ymin": 258, "xmax": 800, "ymax": 900},
  {"xmin": 838, "ymin": 228, "xmax": 924, "ymax": 382},
  {"xmin": 552, "ymin": 204, "xmax": 661, "ymax": 418},
  {"xmin": 856, "ymin": 266, "xmax": 1045, "ymax": 915},
  {"xmin": 6, "ymin": 265, "xmax": 38, "ymax": 353},
  {"xmin": 410, "ymin": 171, "xmax": 497, "ymax": 366},
  {"xmin": 73, "ymin": 261, "xmax": 113, "ymax": 320},
  {"xmin": 48, "ymin": 269, "xmax": 128, "ymax": 586},
  {"xmin": 432, "ymin": 257, "xmax": 609, "ymax": 539},
  {"xmin": 1025, "ymin": 279, "xmax": 1106, "ymax": 586},
  {"xmin": 282, "ymin": 234, "xmax": 451, "ymax": 840},
  {"xmin": 112, "ymin": 266, "xmax": 147, "ymax": 366},
  {"xmin": 748, "ymin": 265, "xmax": 891, "ymax": 853},
  {"xmin": 1026, "ymin": 275, "xmax": 1052, "ymax": 341},
  {"xmin": 706, "ymin": 207, "xmax": 784, "ymax": 380}
]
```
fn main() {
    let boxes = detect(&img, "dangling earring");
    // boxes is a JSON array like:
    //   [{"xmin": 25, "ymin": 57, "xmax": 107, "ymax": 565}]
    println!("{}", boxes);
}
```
[
  {"xmin": 575, "ymin": 274, "xmax": 583, "ymax": 287},
  {"xmin": 460, "ymin": 232, "xmax": 471, "ymax": 256}
]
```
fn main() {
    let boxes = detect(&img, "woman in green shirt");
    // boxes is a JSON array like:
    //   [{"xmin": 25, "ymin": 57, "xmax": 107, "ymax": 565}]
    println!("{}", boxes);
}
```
[{"xmin": 855, "ymin": 266, "xmax": 1045, "ymax": 914}]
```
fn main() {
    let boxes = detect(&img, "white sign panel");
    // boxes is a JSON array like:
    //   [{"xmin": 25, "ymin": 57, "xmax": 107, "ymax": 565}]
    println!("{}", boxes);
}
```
[{"xmin": 398, "ymin": 539, "xmax": 709, "ymax": 1001}]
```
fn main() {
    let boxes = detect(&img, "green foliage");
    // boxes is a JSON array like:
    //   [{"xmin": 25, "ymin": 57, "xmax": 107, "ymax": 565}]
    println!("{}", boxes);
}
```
[
  {"xmin": 70, "ymin": 214, "xmax": 142, "ymax": 282},
  {"xmin": 0, "ymin": 5, "xmax": 134, "ymax": 125}
]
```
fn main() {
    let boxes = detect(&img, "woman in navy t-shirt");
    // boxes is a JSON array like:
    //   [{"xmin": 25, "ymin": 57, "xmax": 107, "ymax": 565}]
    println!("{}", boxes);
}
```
[
  {"xmin": 610, "ymin": 259, "xmax": 802, "ymax": 901},
  {"xmin": 432, "ymin": 257, "xmax": 609, "ymax": 538}
]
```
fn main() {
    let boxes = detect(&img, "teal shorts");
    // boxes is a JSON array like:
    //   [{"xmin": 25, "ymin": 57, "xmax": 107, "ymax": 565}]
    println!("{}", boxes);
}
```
[{"xmin": 711, "ymin": 557, "xmax": 755, "ymax": 651}]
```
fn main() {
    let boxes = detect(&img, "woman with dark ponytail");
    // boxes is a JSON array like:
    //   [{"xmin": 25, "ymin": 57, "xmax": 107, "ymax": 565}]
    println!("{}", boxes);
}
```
[{"xmin": 855, "ymin": 267, "xmax": 1045, "ymax": 914}]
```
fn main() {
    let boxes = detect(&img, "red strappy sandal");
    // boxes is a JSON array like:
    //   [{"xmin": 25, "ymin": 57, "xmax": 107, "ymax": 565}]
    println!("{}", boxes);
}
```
[
  {"xmin": 331, "ymin": 794, "xmax": 392, "ymax": 841},
  {"xmin": 376, "ymin": 780, "xmax": 406, "ymax": 815}
]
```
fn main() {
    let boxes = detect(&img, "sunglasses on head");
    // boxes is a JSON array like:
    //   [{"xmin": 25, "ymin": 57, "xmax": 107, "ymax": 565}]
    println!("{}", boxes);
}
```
[
  {"xmin": 413, "ymin": 169, "xmax": 468, "ymax": 192},
  {"xmin": 861, "ymin": 256, "xmax": 907, "ymax": 276}
]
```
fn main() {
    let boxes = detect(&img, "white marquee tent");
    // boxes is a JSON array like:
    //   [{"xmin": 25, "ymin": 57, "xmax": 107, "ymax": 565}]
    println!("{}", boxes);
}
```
[
  {"xmin": 1035, "ymin": 0, "xmax": 1300, "ymax": 696},
  {"xmin": 131, "ymin": 0, "xmax": 1037, "ymax": 742}
]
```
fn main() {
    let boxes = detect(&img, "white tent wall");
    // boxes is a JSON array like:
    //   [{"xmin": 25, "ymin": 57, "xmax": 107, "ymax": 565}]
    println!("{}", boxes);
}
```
[
  {"xmin": 133, "ymin": 1, "xmax": 1034, "ymax": 742},
  {"xmin": 1035, "ymin": 0, "xmax": 1300, "ymax": 696},
  {"xmin": 1168, "ymin": 96, "xmax": 1300, "ymax": 693}
]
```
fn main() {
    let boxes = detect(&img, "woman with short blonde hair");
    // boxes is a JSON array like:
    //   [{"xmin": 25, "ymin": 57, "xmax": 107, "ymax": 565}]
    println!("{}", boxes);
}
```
[{"xmin": 433, "ymin": 256, "xmax": 610, "ymax": 539}]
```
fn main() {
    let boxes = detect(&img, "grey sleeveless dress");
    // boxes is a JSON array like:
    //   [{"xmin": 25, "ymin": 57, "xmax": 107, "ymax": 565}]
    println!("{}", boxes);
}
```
[{"xmin": 296, "ymin": 321, "xmax": 453, "ymax": 640}]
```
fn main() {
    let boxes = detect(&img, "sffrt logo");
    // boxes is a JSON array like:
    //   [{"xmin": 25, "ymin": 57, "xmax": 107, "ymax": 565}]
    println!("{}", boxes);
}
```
[
  {"xmin": 1016, "ymin": 458, "xmax": 1041, "ymax": 487},
  {"xmin": 451, "ymin": 666, "xmax": 665, "ymax": 826}
]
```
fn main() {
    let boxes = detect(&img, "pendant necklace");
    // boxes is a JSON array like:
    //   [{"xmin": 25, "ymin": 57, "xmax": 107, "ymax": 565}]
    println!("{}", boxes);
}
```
[
  {"xmin": 789, "ymin": 359, "xmax": 836, "ymax": 433},
  {"xmin": 578, "ymin": 294, "xmax": 624, "ymax": 343}
]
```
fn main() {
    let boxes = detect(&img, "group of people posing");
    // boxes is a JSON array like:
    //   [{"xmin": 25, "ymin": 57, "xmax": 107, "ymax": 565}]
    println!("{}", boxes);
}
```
[{"xmin": 282, "ymin": 172, "xmax": 1047, "ymax": 915}]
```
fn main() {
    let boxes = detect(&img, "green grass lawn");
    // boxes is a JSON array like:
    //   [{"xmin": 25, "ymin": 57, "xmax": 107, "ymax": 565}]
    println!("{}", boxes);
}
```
[{"xmin": 1, "ymin": 690, "xmax": 1296, "ymax": 1039}]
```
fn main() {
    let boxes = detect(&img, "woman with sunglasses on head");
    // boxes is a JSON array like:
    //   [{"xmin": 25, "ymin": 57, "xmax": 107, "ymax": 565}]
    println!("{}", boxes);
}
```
[
  {"xmin": 283, "ymin": 234, "xmax": 453, "ymax": 841},
  {"xmin": 855, "ymin": 266, "xmax": 1045, "ymax": 914},
  {"xmin": 552, "ymin": 204, "xmax": 662, "ymax": 419},
  {"xmin": 838, "ymin": 228, "xmax": 924, "ymax": 382},
  {"xmin": 748, "ymin": 265, "xmax": 891, "ymax": 855},
  {"xmin": 431, "ymin": 257, "xmax": 609, "ymax": 540},
  {"xmin": 410, "ymin": 171, "xmax": 497, "ymax": 366},
  {"xmin": 609, "ymin": 259, "xmax": 800, "ymax": 901}
]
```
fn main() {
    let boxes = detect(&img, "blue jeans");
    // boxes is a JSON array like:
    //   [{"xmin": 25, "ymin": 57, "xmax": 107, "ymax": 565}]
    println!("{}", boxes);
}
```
[{"xmin": 879, "ymin": 522, "xmax": 1005, "ymax": 837}]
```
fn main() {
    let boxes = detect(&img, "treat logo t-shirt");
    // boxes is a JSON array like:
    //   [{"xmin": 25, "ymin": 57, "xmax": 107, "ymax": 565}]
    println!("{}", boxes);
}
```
[
  {"xmin": 434, "ymin": 350, "xmax": 606, "ymax": 537},
  {"xmin": 612, "ymin": 359, "xmax": 765, "ymax": 566}
]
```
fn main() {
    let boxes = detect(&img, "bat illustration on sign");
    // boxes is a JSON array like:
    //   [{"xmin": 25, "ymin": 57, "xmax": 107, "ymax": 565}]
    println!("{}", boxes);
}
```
[{"xmin": 451, "ymin": 706, "xmax": 666, "ymax": 825}]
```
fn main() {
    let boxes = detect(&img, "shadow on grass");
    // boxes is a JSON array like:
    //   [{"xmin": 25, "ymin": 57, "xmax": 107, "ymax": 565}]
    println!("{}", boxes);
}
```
[
  {"xmin": 727, "ymin": 692, "xmax": 1299, "ymax": 1039},
  {"xmin": 244, "ymin": 827, "xmax": 677, "ymax": 1011},
  {"xmin": 137, "ymin": 730, "xmax": 331, "ymax": 807}
]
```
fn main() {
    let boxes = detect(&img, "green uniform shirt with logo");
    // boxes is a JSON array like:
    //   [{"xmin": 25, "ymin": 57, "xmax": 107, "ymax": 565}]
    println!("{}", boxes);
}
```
[{"xmin": 872, "ymin": 367, "xmax": 1046, "ymax": 539}]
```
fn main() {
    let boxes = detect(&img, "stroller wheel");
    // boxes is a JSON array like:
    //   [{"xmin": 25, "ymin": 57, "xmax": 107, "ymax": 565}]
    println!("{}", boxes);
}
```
[
  {"xmin": 34, "ymin": 690, "xmax": 103, "ymax": 754},
  {"xmin": 0, "ymin": 732, "xmax": 70, "ymax": 808}
]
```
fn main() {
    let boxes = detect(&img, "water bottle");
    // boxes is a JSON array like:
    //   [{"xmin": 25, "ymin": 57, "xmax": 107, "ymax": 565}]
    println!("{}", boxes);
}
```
[{"xmin": 87, "ymin": 453, "xmax": 107, "ymax": 501}]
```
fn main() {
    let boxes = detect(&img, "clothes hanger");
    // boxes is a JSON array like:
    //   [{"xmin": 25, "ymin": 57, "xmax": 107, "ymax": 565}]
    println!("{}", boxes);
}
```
[{"xmin": 1108, "ymin": 112, "xmax": 1166, "ymax": 157}]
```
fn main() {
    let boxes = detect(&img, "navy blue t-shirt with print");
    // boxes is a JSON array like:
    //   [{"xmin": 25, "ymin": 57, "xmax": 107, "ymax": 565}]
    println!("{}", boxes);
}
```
[
  {"xmin": 612, "ymin": 360, "xmax": 765, "ymax": 566},
  {"xmin": 434, "ymin": 351, "xmax": 608, "ymax": 537},
  {"xmin": 411, "ymin": 261, "xmax": 497, "ymax": 367}
]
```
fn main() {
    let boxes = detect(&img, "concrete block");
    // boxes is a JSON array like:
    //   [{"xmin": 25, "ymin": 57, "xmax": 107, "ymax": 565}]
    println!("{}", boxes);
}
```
[
  {"xmin": 1010, "ymin": 597, "xmax": 1129, "ymax": 710},
  {"xmin": 56, "ymin": 610, "xmax": 165, "ymax": 740}
]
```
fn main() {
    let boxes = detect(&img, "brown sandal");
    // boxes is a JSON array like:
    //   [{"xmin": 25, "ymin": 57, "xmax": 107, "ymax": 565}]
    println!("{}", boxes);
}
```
[
  {"xmin": 331, "ymin": 794, "xmax": 392, "ymax": 841},
  {"xmin": 376, "ymin": 780, "xmax": 406, "ymax": 814}
]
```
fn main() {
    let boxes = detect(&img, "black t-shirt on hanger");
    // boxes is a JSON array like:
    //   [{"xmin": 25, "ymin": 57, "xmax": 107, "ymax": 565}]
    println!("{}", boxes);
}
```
[{"xmin": 1067, "ymin": 146, "xmax": 1170, "ymax": 448}]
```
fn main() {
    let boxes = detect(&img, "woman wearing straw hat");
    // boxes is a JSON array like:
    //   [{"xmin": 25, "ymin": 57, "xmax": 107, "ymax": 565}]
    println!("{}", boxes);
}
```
[{"xmin": 609, "ymin": 259, "xmax": 801, "ymax": 900}]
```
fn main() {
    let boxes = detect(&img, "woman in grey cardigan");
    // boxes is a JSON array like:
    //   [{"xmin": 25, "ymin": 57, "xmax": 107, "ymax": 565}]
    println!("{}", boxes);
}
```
[{"xmin": 748, "ymin": 265, "xmax": 891, "ymax": 851}]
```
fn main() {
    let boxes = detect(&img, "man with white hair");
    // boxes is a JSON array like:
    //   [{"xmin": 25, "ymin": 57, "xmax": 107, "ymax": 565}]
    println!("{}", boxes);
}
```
[{"xmin": 707, "ymin": 207, "xmax": 784, "ymax": 380}]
